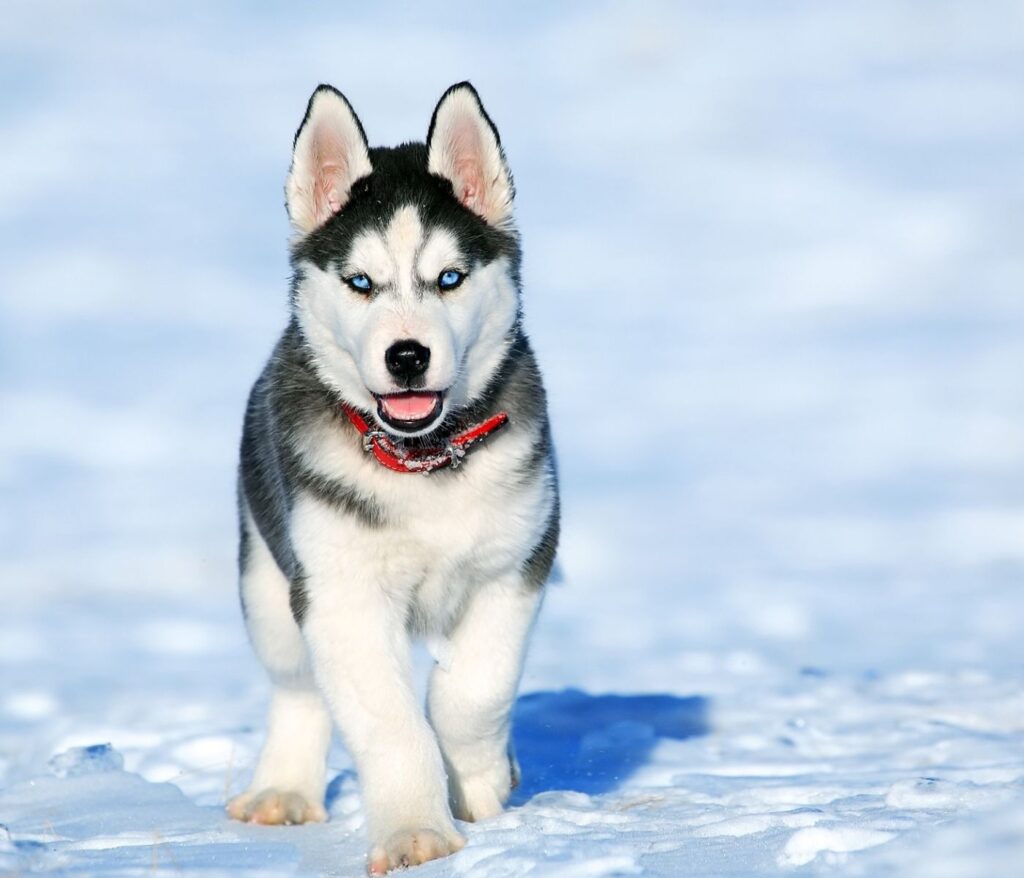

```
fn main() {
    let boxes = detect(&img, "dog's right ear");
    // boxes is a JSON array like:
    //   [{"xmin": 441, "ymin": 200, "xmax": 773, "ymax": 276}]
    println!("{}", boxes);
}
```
[{"xmin": 286, "ymin": 85, "xmax": 372, "ymax": 235}]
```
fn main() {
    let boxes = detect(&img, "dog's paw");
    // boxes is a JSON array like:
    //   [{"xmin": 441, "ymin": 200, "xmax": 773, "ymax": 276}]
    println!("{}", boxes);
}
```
[
  {"xmin": 451, "ymin": 772, "xmax": 508, "ymax": 822},
  {"xmin": 450, "ymin": 756, "xmax": 519, "ymax": 823},
  {"xmin": 367, "ymin": 828, "xmax": 465, "ymax": 874},
  {"xmin": 227, "ymin": 788, "xmax": 327, "ymax": 825}
]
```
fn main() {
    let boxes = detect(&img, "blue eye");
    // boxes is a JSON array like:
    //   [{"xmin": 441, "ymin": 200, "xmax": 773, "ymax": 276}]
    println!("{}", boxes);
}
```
[
  {"xmin": 438, "ymin": 269, "xmax": 464, "ymax": 291},
  {"xmin": 347, "ymin": 274, "xmax": 372, "ymax": 293}
]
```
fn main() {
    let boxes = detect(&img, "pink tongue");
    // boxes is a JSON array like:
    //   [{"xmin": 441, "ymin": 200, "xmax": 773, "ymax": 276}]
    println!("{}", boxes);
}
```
[{"xmin": 381, "ymin": 392, "xmax": 439, "ymax": 421}]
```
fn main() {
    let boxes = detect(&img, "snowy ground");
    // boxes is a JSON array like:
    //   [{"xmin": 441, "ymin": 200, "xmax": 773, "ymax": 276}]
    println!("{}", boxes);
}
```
[{"xmin": 2, "ymin": 2, "xmax": 1023, "ymax": 875}]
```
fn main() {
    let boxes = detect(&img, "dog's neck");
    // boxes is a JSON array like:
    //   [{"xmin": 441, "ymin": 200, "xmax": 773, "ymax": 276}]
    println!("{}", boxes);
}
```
[{"xmin": 339, "ymin": 402, "xmax": 509, "ymax": 474}]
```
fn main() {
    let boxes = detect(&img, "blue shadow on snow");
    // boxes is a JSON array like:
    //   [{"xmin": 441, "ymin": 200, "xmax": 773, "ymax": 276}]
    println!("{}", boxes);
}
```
[
  {"xmin": 324, "ymin": 688, "xmax": 709, "ymax": 810},
  {"xmin": 510, "ymin": 688, "xmax": 710, "ymax": 801}
]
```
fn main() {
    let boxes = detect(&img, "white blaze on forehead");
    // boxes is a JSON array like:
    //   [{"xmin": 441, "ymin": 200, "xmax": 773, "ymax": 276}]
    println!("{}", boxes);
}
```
[
  {"xmin": 418, "ymin": 227, "xmax": 462, "ymax": 280},
  {"xmin": 342, "ymin": 205, "xmax": 426, "ymax": 297},
  {"xmin": 386, "ymin": 206, "xmax": 423, "ymax": 296}
]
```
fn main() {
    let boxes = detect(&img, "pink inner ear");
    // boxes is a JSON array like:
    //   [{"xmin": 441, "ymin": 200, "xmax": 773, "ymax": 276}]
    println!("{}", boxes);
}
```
[
  {"xmin": 311, "ymin": 123, "xmax": 350, "ymax": 223},
  {"xmin": 448, "ymin": 119, "xmax": 487, "ymax": 213},
  {"xmin": 317, "ymin": 162, "xmax": 345, "ymax": 217},
  {"xmin": 453, "ymin": 157, "xmax": 483, "ymax": 210}
]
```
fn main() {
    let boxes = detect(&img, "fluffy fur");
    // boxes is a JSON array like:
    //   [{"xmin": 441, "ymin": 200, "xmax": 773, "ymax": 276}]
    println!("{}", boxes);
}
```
[{"xmin": 229, "ymin": 82, "xmax": 559, "ymax": 875}]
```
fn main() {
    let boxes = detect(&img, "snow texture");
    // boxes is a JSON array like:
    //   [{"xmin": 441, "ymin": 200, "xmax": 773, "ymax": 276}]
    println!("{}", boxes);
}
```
[{"xmin": 1, "ymin": 2, "xmax": 1023, "ymax": 876}]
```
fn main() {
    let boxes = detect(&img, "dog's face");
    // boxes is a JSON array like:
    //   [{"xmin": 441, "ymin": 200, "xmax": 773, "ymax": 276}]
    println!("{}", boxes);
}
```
[{"xmin": 286, "ymin": 84, "xmax": 521, "ymax": 438}]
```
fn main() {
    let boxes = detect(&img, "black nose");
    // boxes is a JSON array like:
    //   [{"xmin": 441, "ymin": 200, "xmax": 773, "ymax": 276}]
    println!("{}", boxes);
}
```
[{"xmin": 385, "ymin": 339, "xmax": 431, "ymax": 381}]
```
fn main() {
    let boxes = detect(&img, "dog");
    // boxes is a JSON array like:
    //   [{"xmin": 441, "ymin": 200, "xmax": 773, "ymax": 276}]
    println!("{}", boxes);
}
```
[{"xmin": 226, "ymin": 82, "xmax": 559, "ymax": 874}]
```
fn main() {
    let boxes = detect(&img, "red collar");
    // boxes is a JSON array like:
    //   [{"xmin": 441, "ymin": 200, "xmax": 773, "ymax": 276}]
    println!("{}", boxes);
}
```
[{"xmin": 340, "ymin": 403, "xmax": 510, "ymax": 474}]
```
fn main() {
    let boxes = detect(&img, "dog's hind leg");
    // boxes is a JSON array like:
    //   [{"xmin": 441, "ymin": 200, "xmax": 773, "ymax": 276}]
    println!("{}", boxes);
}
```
[
  {"xmin": 228, "ymin": 507, "xmax": 331, "ymax": 825},
  {"xmin": 427, "ymin": 574, "xmax": 542, "ymax": 822}
]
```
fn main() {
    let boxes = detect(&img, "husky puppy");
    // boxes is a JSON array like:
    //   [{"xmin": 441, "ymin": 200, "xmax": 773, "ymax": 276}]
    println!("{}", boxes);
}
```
[{"xmin": 227, "ymin": 82, "xmax": 559, "ymax": 874}]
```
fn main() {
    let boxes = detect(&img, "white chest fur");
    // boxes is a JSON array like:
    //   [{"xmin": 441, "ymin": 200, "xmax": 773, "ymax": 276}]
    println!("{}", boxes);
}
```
[{"xmin": 290, "ymin": 412, "xmax": 553, "ymax": 635}]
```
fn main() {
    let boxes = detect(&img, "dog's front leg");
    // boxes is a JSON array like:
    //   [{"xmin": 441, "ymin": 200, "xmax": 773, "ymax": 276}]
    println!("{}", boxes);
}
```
[
  {"xmin": 427, "ymin": 574, "xmax": 542, "ymax": 822},
  {"xmin": 296, "ymin": 512, "xmax": 463, "ymax": 873}
]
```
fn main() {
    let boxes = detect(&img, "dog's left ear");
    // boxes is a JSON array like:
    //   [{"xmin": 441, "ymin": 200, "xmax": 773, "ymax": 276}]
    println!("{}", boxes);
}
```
[{"xmin": 427, "ymin": 82, "xmax": 514, "ymax": 227}]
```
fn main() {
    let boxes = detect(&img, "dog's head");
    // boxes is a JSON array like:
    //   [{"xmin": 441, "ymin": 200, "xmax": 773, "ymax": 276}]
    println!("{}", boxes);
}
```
[{"xmin": 286, "ymin": 83, "xmax": 521, "ymax": 438}]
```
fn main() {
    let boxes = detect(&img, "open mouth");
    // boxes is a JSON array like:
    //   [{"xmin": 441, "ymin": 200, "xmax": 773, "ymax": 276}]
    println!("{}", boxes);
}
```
[{"xmin": 375, "ymin": 391, "xmax": 444, "ymax": 433}]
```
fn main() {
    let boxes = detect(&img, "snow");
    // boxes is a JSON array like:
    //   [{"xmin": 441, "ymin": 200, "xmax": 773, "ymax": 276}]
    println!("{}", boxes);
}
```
[{"xmin": 2, "ymin": 1, "xmax": 1023, "ymax": 876}]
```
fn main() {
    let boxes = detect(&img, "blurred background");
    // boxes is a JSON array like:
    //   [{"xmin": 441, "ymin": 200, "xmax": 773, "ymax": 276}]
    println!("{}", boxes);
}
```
[{"xmin": 1, "ymin": 2, "xmax": 1023, "ymax": 867}]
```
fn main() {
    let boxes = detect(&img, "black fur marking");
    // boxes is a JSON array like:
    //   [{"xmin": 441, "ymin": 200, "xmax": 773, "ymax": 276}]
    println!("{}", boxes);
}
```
[
  {"xmin": 523, "ymin": 426, "xmax": 552, "ymax": 477},
  {"xmin": 237, "ymin": 491, "xmax": 251, "ymax": 620},
  {"xmin": 288, "ymin": 459, "xmax": 388, "ymax": 529},
  {"xmin": 523, "ymin": 502, "xmax": 560, "ymax": 591},
  {"xmin": 289, "ymin": 566, "xmax": 309, "ymax": 627},
  {"xmin": 467, "ymin": 332, "xmax": 549, "ymax": 439},
  {"xmin": 239, "ymin": 359, "xmax": 303, "ymax": 584}
]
